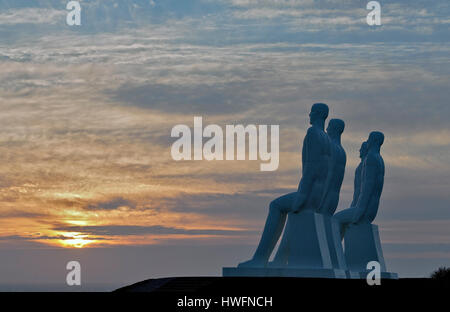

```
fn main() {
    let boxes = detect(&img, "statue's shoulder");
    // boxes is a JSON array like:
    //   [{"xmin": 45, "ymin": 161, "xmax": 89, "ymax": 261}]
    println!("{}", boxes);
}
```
[
  {"xmin": 304, "ymin": 127, "xmax": 317, "ymax": 142},
  {"xmin": 306, "ymin": 126, "xmax": 317, "ymax": 135},
  {"xmin": 306, "ymin": 126, "xmax": 326, "ymax": 139}
]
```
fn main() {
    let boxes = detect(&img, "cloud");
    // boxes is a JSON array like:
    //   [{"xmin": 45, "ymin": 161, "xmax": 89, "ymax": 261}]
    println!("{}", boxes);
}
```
[
  {"xmin": 0, "ymin": 210, "xmax": 49, "ymax": 219},
  {"xmin": 51, "ymin": 225, "xmax": 256, "ymax": 236},
  {"xmin": 380, "ymin": 220, "xmax": 450, "ymax": 244},
  {"xmin": 85, "ymin": 197, "xmax": 136, "ymax": 211},
  {"xmin": 110, "ymin": 82, "xmax": 261, "ymax": 114},
  {"xmin": 0, "ymin": 0, "xmax": 449, "ymax": 283},
  {"xmin": 0, "ymin": 234, "xmax": 108, "ymax": 241},
  {"xmin": 0, "ymin": 8, "xmax": 64, "ymax": 25}
]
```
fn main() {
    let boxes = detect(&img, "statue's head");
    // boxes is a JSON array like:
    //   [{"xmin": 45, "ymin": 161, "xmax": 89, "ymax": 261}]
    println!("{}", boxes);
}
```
[
  {"xmin": 359, "ymin": 141, "xmax": 368, "ymax": 159},
  {"xmin": 309, "ymin": 103, "xmax": 329, "ymax": 125},
  {"xmin": 326, "ymin": 119, "xmax": 345, "ymax": 138},
  {"xmin": 368, "ymin": 131, "xmax": 384, "ymax": 149}
]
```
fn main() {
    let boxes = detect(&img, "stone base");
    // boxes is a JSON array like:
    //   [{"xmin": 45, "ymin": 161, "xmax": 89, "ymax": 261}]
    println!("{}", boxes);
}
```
[
  {"xmin": 223, "ymin": 267, "xmax": 347, "ymax": 279},
  {"xmin": 344, "ymin": 223, "xmax": 387, "ymax": 272},
  {"xmin": 343, "ymin": 223, "xmax": 398, "ymax": 279},
  {"xmin": 281, "ymin": 210, "xmax": 332, "ymax": 268}
]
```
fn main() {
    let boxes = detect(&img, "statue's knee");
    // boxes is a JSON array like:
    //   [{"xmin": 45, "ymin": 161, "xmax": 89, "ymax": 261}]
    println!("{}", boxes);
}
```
[{"xmin": 333, "ymin": 211, "xmax": 343, "ymax": 221}]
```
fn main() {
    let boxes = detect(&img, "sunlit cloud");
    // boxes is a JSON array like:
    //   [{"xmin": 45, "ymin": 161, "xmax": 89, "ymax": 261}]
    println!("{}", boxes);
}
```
[{"xmin": 0, "ymin": 0, "xmax": 448, "ymax": 283}]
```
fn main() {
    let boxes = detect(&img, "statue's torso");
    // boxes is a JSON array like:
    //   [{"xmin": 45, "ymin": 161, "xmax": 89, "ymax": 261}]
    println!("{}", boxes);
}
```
[
  {"xmin": 301, "ymin": 126, "xmax": 331, "ymax": 211},
  {"xmin": 329, "ymin": 143, "xmax": 346, "ymax": 189},
  {"xmin": 362, "ymin": 153, "xmax": 385, "ymax": 222},
  {"xmin": 322, "ymin": 141, "xmax": 346, "ymax": 215},
  {"xmin": 352, "ymin": 162, "xmax": 363, "ymax": 207}
]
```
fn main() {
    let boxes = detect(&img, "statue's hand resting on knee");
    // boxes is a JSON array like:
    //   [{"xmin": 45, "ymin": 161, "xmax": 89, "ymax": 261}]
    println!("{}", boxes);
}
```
[
  {"xmin": 291, "ymin": 193, "xmax": 307, "ymax": 214},
  {"xmin": 351, "ymin": 206, "xmax": 365, "ymax": 224}
]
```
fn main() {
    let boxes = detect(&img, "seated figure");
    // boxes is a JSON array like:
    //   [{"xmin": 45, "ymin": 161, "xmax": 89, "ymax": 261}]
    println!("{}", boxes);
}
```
[
  {"xmin": 334, "ymin": 131, "xmax": 385, "ymax": 238},
  {"xmin": 350, "ymin": 141, "xmax": 368, "ymax": 209},
  {"xmin": 333, "ymin": 132, "xmax": 397, "ymax": 278},
  {"xmin": 238, "ymin": 103, "xmax": 331, "ymax": 268},
  {"xmin": 269, "ymin": 118, "xmax": 347, "ymax": 267},
  {"xmin": 318, "ymin": 118, "xmax": 347, "ymax": 216}
]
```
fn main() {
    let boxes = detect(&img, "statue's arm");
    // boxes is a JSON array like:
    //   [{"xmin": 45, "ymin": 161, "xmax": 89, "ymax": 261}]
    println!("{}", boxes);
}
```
[
  {"xmin": 350, "ymin": 166, "xmax": 361, "ymax": 207},
  {"xmin": 292, "ymin": 128, "xmax": 319, "ymax": 213},
  {"xmin": 353, "ymin": 155, "xmax": 377, "ymax": 223},
  {"xmin": 318, "ymin": 153, "xmax": 333, "ymax": 213}
]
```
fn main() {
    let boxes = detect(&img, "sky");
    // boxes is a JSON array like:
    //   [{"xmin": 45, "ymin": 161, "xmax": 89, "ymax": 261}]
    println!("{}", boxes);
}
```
[{"xmin": 0, "ymin": 0, "xmax": 449, "ymax": 291}]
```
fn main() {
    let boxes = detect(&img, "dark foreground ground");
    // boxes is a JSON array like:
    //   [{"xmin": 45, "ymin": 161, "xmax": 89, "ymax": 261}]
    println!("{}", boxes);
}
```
[
  {"xmin": 115, "ymin": 276, "xmax": 447, "ymax": 293},
  {"xmin": 2, "ymin": 277, "xmax": 448, "ymax": 310},
  {"xmin": 111, "ymin": 276, "xmax": 448, "ymax": 309}
]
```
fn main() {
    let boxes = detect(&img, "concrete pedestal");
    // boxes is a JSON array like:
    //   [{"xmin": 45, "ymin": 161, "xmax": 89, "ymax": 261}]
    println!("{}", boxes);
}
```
[
  {"xmin": 223, "ymin": 211, "xmax": 346, "ymax": 278},
  {"xmin": 284, "ymin": 210, "xmax": 332, "ymax": 269},
  {"xmin": 222, "ymin": 267, "xmax": 347, "ymax": 278},
  {"xmin": 344, "ymin": 223, "xmax": 398, "ymax": 279}
]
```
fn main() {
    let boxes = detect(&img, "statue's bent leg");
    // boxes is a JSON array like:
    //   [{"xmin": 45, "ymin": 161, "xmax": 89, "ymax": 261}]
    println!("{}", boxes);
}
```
[
  {"xmin": 238, "ymin": 192, "xmax": 295, "ymax": 268},
  {"xmin": 333, "ymin": 208, "xmax": 356, "ymax": 239}
]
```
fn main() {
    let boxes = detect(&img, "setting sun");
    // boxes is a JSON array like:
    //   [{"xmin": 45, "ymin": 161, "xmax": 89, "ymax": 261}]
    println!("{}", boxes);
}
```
[{"xmin": 59, "ymin": 232, "xmax": 96, "ymax": 248}]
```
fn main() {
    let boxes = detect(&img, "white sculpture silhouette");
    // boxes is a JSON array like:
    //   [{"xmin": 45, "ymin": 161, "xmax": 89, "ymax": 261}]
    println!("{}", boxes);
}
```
[{"xmin": 238, "ymin": 103, "xmax": 330, "ymax": 268}]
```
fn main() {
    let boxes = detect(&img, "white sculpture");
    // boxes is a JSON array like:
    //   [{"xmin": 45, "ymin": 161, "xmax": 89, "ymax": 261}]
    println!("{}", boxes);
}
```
[
  {"xmin": 334, "ymin": 131, "xmax": 397, "ymax": 279},
  {"xmin": 334, "ymin": 132, "xmax": 385, "ymax": 234},
  {"xmin": 237, "ymin": 103, "xmax": 330, "ymax": 268},
  {"xmin": 223, "ymin": 107, "xmax": 398, "ymax": 279},
  {"xmin": 319, "ymin": 119, "xmax": 347, "ymax": 216},
  {"xmin": 319, "ymin": 119, "xmax": 348, "ymax": 273},
  {"xmin": 269, "ymin": 118, "xmax": 347, "ymax": 273}
]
